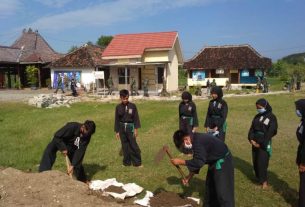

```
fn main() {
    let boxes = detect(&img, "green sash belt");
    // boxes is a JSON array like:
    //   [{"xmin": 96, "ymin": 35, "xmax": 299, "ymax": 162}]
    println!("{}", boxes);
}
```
[
  {"xmin": 267, "ymin": 140, "xmax": 272, "ymax": 157},
  {"xmin": 120, "ymin": 122, "xmax": 135, "ymax": 133},
  {"xmin": 216, "ymin": 151, "xmax": 230, "ymax": 170},
  {"xmin": 181, "ymin": 116, "xmax": 193, "ymax": 126}
]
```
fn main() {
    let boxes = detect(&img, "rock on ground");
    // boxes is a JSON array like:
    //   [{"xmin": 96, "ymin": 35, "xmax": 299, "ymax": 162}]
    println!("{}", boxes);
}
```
[{"xmin": 0, "ymin": 168, "xmax": 132, "ymax": 207}]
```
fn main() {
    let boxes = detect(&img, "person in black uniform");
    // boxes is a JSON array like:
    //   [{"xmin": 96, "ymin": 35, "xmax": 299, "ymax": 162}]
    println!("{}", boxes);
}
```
[
  {"xmin": 115, "ymin": 89, "xmax": 142, "ymax": 167},
  {"xmin": 39, "ymin": 120, "xmax": 96, "ymax": 183},
  {"xmin": 248, "ymin": 98, "xmax": 277, "ymax": 189},
  {"xmin": 295, "ymin": 99, "xmax": 305, "ymax": 207},
  {"xmin": 171, "ymin": 130, "xmax": 234, "ymax": 207},
  {"xmin": 179, "ymin": 91, "xmax": 199, "ymax": 135},
  {"xmin": 204, "ymin": 86, "xmax": 228, "ymax": 141},
  {"xmin": 71, "ymin": 73, "xmax": 77, "ymax": 97}
]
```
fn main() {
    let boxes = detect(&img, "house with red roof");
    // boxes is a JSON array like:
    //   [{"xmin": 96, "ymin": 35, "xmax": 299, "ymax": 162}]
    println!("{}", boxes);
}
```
[
  {"xmin": 49, "ymin": 44, "xmax": 108, "ymax": 90},
  {"xmin": 183, "ymin": 44, "xmax": 272, "ymax": 88},
  {"xmin": 101, "ymin": 31, "xmax": 183, "ymax": 92}
]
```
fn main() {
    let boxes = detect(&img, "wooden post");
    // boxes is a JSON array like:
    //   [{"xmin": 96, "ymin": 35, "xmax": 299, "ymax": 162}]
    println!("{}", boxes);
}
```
[{"xmin": 38, "ymin": 66, "xmax": 41, "ymax": 89}]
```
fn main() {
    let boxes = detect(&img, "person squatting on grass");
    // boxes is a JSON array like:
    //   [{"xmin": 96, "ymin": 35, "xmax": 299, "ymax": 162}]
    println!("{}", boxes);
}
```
[
  {"xmin": 171, "ymin": 130, "xmax": 235, "ymax": 207},
  {"xmin": 204, "ymin": 86, "xmax": 228, "ymax": 141},
  {"xmin": 248, "ymin": 99, "xmax": 278, "ymax": 189},
  {"xmin": 38, "ymin": 120, "xmax": 96, "ymax": 183},
  {"xmin": 295, "ymin": 99, "xmax": 305, "ymax": 207},
  {"xmin": 114, "ymin": 89, "xmax": 142, "ymax": 167}
]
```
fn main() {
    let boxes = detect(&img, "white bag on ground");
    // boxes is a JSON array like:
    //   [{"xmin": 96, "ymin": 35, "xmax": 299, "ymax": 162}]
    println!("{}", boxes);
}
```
[
  {"xmin": 134, "ymin": 191, "xmax": 154, "ymax": 207},
  {"xmin": 89, "ymin": 178, "xmax": 143, "ymax": 200}
]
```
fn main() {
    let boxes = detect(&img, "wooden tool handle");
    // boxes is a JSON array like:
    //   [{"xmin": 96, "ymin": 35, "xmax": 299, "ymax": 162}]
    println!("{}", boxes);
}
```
[
  {"xmin": 65, "ymin": 156, "xmax": 73, "ymax": 178},
  {"xmin": 165, "ymin": 149, "xmax": 187, "ymax": 179}
]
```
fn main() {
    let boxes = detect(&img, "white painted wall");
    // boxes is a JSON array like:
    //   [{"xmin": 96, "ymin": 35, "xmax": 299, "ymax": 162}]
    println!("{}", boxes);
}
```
[
  {"xmin": 167, "ymin": 48, "xmax": 179, "ymax": 91},
  {"xmin": 51, "ymin": 67, "xmax": 95, "ymax": 90}
]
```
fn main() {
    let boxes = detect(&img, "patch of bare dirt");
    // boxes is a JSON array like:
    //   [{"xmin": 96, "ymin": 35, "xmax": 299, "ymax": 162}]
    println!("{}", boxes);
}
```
[
  {"xmin": 150, "ymin": 191, "xmax": 199, "ymax": 207},
  {"xmin": 0, "ymin": 167, "xmax": 135, "ymax": 207}
]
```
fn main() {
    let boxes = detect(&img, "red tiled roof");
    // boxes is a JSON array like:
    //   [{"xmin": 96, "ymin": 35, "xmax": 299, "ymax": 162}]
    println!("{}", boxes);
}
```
[
  {"xmin": 50, "ymin": 44, "xmax": 109, "ymax": 68},
  {"xmin": 102, "ymin": 31, "xmax": 178, "ymax": 58}
]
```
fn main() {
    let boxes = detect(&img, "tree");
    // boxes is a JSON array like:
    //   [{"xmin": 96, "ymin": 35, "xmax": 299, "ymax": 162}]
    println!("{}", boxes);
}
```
[
  {"xmin": 68, "ymin": 45, "xmax": 78, "ymax": 53},
  {"xmin": 25, "ymin": 65, "xmax": 39, "ymax": 88},
  {"xmin": 96, "ymin": 35, "xmax": 113, "ymax": 48}
]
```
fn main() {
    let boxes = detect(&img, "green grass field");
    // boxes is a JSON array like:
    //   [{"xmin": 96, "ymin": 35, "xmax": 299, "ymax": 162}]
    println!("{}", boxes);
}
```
[{"xmin": 0, "ymin": 92, "xmax": 303, "ymax": 206}]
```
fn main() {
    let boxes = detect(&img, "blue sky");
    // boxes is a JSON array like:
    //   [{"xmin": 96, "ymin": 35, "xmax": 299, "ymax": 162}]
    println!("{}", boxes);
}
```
[{"xmin": 0, "ymin": 0, "xmax": 304, "ymax": 61}]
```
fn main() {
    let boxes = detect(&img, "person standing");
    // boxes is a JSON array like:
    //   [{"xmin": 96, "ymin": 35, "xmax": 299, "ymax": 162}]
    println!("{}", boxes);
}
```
[
  {"xmin": 206, "ymin": 79, "xmax": 211, "ymax": 96},
  {"xmin": 114, "ymin": 89, "xmax": 142, "ymax": 167},
  {"xmin": 204, "ymin": 86, "xmax": 228, "ymax": 141},
  {"xmin": 295, "ymin": 99, "xmax": 305, "ymax": 207},
  {"xmin": 107, "ymin": 76, "xmax": 114, "ymax": 95},
  {"xmin": 171, "ymin": 130, "xmax": 234, "ymax": 207},
  {"xmin": 54, "ymin": 73, "xmax": 65, "ymax": 94},
  {"xmin": 71, "ymin": 74, "xmax": 77, "ymax": 97},
  {"xmin": 179, "ymin": 91, "xmax": 198, "ymax": 135},
  {"xmin": 248, "ymin": 98, "xmax": 278, "ymax": 189},
  {"xmin": 39, "ymin": 120, "xmax": 96, "ymax": 183}
]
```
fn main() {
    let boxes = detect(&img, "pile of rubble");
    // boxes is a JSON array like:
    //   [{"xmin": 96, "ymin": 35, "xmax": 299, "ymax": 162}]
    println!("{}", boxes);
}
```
[{"xmin": 28, "ymin": 94, "xmax": 79, "ymax": 108}]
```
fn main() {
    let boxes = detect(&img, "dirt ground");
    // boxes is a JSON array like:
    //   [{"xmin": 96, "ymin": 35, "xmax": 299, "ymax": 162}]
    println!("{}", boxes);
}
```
[{"xmin": 0, "ymin": 167, "xmax": 134, "ymax": 207}]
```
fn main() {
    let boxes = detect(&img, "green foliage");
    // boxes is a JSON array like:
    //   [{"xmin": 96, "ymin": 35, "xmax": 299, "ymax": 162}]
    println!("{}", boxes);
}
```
[
  {"xmin": 14, "ymin": 77, "xmax": 22, "ymax": 89},
  {"xmin": 25, "ymin": 65, "xmax": 38, "ymax": 86},
  {"xmin": 178, "ymin": 67, "xmax": 187, "ymax": 87},
  {"xmin": 96, "ymin": 35, "xmax": 113, "ymax": 48},
  {"xmin": 46, "ymin": 78, "xmax": 51, "ymax": 88},
  {"xmin": 68, "ymin": 45, "xmax": 78, "ymax": 53},
  {"xmin": 282, "ymin": 52, "xmax": 305, "ymax": 65}
]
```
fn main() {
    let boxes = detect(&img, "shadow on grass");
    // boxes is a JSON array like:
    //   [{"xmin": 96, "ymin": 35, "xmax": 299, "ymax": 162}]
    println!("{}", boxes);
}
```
[
  {"xmin": 234, "ymin": 156, "xmax": 298, "ymax": 206},
  {"xmin": 83, "ymin": 163, "xmax": 107, "ymax": 180},
  {"xmin": 166, "ymin": 176, "xmax": 205, "ymax": 198}
]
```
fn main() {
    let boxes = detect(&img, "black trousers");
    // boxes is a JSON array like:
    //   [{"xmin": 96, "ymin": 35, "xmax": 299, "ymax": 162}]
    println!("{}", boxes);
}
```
[
  {"xmin": 119, "ymin": 126, "xmax": 141, "ymax": 166},
  {"xmin": 204, "ymin": 153, "xmax": 235, "ymax": 207},
  {"xmin": 179, "ymin": 118, "xmax": 193, "ymax": 135},
  {"xmin": 71, "ymin": 86, "xmax": 77, "ymax": 96},
  {"xmin": 299, "ymin": 171, "xmax": 305, "ymax": 207},
  {"xmin": 38, "ymin": 140, "xmax": 87, "ymax": 182},
  {"xmin": 252, "ymin": 146, "xmax": 269, "ymax": 184}
]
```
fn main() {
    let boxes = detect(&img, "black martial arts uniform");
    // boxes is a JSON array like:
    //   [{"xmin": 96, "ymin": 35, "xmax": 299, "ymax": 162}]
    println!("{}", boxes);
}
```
[
  {"xmin": 115, "ymin": 102, "xmax": 141, "ymax": 166},
  {"xmin": 179, "ymin": 93, "xmax": 199, "ymax": 134},
  {"xmin": 248, "ymin": 99, "xmax": 277, "ymax": 184},
  {"xmin": 295, "ymin": 99, "xmax": 305, "ymax": 207},
  {"xmin": 39, "ymin": 122, "xmax": 91, "ymax": 182},
  {"xmin": 185, "ymin": 133, "xmax": 234, "ymax": 207},
  {"xmin": 71, "ymin": 77, "xmax": 77, "ymax": 97},
  {"xmin": 204, "ymin": 87, "xmax": 228, "ymax": 141}
]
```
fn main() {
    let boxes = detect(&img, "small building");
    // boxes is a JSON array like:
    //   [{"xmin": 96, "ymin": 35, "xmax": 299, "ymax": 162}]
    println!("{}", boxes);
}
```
[
  {"xmin": 50, "ymin": 44, "xmax": 107, "ymax": 90},
  {"xmin": 183, "ymin": 44, "xmax": 272, "ymax": 87},
  {"xmin": 0, "ymin": 28, "xmax": 61, "ymax": 88},
  {"xmin": 101, "ymin": 31, "xmax": 183, "ymax": 92}
]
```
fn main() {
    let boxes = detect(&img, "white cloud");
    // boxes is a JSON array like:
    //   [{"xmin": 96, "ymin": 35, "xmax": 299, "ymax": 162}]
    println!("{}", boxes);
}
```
[
  {"xmin": 26, "ymin": 0, "xmax": 221, "ymax": 32},
  {"xmin": 33, "ymin": 0, "xmax": 73, "ymax": 8},
  {"xmin": 0, "ymin": 0, "xmax": 22, "ymax": 19}
]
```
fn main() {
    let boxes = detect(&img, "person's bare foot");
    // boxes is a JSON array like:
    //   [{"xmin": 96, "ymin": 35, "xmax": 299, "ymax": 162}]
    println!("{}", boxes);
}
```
[{"xmin": 262, "ymin": 181, "xmax": 268, "ymax": 189}]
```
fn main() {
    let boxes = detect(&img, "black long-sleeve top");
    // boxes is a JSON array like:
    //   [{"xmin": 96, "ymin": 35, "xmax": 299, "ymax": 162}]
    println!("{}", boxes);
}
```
[
  {"xmin": 296, "ymin": 119, "xmax": 305, "ymax": 165},
  {"xmin": 185, "ymin": 133, "xmax": 229, "ymax": 173},
  {"xmin": 53, "ymin": 122, "xmax": 91, "ymax": 167},
  {"xmin": 248, "ymin": 111, "xmax": 278, "ymax": 150},
  {"xmin": 204, "ymin": 99, "xmax": 228, "ymax": 129},
  {"xmin": 114, "ymin": 102, "xmax": 141, "ymax": 133},
  {"xmin": 178, "ymin": 101, "xmax": 199, "ymax": 127}
]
